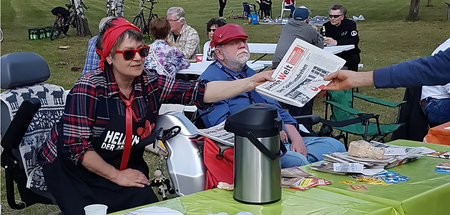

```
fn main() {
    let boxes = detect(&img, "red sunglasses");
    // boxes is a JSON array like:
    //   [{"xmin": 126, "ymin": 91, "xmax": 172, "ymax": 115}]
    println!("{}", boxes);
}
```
[{"xmin": 115, "ymin": 45, "xmax": 150, "ymax": 61}]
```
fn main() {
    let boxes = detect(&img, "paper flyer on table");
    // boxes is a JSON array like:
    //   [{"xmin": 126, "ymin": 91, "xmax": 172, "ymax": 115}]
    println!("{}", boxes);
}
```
[{"xmin": 256, "ymin": 38, "xmax": 346, "ymax": 107}]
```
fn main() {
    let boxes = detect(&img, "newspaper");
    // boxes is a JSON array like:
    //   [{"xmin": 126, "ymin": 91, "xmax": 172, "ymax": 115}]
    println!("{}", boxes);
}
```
[
  {"xmin": 256, "ymin": 38, "xmax": 346, "ymax": 107},
  {"xmin": 197, "ymin": 121, "xmax": 234, "ymax": 146},
  {"xmin": 321, "ymin": 141, "xmax": 423, "ymax": 171}
]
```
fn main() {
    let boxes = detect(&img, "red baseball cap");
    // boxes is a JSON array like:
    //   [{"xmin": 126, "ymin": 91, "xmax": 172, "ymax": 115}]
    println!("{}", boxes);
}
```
[{"xmin": 211, "ymin": 24, "xmax": 248, "ymax": 47}]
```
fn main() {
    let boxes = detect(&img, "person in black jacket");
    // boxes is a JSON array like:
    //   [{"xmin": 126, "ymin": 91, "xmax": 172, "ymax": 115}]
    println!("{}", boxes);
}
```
[{"xmin": 323, "ymin": 5, "xmax": 360, "ymax": 71}]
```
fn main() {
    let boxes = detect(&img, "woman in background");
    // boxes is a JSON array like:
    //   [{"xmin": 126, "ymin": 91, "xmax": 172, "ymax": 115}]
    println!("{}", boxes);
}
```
[
  {"xmin": 145, "ymin": 18, "xmax": 189, "ymax": 77},
  {"xmin": 202, "ymin": 18, "xmax": 226, "ymax": 62}
]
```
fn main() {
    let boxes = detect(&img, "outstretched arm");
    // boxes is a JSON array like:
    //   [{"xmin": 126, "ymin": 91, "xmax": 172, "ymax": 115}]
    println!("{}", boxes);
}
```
[
  {"xmin": 323, "ymin": 70, "xmax": 374, "ymax": 91},
  {"xmin": 204, "ymin": 70, "xmax": 274, "ymax": 103}
]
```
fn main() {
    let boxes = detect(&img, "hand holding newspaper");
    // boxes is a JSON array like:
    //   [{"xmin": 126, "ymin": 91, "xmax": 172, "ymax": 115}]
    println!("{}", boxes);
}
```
[{"xmin": 256, "ymin": 38, "xmax": 346, "ymax": 107}]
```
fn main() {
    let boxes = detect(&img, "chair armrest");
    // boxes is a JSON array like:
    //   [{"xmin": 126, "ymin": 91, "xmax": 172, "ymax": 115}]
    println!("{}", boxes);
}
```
[
  {"xmin": 293, "ymin": 115, "xmax": 321, "ymax": 125},
  {"xmin": 353, "ymin": 93, "xmax": 405, "ymax": 108},
  {"xmin": 1, "ymin": 98, "xmax": 41, "ymax": 150},
  {"xmin": 325, "ymin": 100, "xmax": 362, "ymax": 115}
]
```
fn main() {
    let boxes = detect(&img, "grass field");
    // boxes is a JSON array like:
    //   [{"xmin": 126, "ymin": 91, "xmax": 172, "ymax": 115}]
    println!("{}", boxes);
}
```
[{"xmin": 1, "ymin": 0, "xmax": 450, "ymax": 214}]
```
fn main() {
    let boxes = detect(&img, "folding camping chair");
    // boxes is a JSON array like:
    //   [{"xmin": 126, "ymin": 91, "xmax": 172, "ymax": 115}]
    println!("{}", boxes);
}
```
[
  {"xmin": 242, "ymin": 2, "xmax": 257, "ymax": 18},
  {"xmin": 1, "ymin": 52, "xmax": 67, "ymax": 209},
  {"xmin": 280, "ymin": 0, "xmax": 295, "ymax": 18},
  {"xmin": 321, "ymin": 89, "xmax": 405, "ymax": 146}
]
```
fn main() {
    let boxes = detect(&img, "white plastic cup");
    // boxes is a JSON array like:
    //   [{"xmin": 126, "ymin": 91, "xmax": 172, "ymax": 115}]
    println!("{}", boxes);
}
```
[{"xmin": 84, "ymin": 204, "xmax": 108, "ymax": 215}]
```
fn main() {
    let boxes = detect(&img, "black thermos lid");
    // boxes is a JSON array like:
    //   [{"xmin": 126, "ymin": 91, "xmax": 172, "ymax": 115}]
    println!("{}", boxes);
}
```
[{"xmin": 225, "ymin": 103, "xmax": 282, "ymax": 138}]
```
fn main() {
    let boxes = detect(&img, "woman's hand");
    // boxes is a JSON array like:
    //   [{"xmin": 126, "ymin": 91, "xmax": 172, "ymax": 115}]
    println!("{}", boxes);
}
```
[
  {"xmin": 249, "ymin": 70, "xmax": 274, "ymax": 88},
  {"xmin": 82, "ymin": 151, "xmax": 150, "ymax": 188},
  {"xmin": 111, "ymin": 168, "xmax": 150, "ymax": 188},
  {"xmin": 204, "ymin": 70, "xmax": 274, "ymax": 103}
]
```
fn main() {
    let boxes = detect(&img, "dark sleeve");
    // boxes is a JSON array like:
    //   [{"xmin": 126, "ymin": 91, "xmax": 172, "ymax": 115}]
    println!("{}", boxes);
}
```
[
  {"xmin": 336, "ymin": 20, "xmax": 359, "ymax": 46},
  {"xmin": 373, "ymin": 49, "xmax": 450, "ymax": 88}
]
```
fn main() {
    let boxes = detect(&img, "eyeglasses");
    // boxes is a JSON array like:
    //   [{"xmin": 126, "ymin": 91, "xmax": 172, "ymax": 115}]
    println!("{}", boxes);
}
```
[
  {"xmin": 329, "ymin": 14, "xmax": 343, "ymax": 18},
  {"xmin": 115, "ymin": 46, "xmax": 150, "ymax": 61},
  {"xmin": 207, "ymin": 28, "xmax": 217, "ymax": 32},
  {"xmin": 167, "ymin": 18, "xmax": 180, "ymax": 22}
]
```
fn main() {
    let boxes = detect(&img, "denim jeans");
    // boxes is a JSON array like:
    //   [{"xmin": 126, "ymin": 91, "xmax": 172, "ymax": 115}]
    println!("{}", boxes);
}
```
[
  {"xmin": 423, "ymin": 98, "xmax": 450, "ymax": 126},
  {"xmin": 280, "ymin": 136, "xmax": 346, "ymax": 168}
]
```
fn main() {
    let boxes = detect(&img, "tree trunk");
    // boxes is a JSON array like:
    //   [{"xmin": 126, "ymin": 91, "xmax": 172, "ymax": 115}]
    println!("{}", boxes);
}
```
[
  {"xmin": 408, "ymin": 0, "xmax": 420, "ymax": 21},
  {"xmin": 73, "ymin": 0, "xmax": 91, "ymax": 36},
  {"xmin": 426, "ymin": 0, "xmax": 432, "ymax": 7},
  {"xmin": 106, "ymin": 0, "xmax": 124, "ymax": 17}
]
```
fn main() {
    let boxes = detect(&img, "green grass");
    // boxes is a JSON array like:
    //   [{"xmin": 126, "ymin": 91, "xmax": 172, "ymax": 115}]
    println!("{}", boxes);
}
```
[{"xmin": 1, "ymin": 0, "xmax": 450, "ymax": 214}]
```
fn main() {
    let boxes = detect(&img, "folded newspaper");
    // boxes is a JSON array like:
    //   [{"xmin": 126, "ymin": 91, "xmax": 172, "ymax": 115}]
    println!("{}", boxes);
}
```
[
  {"xmin": 317, "ymin": 141, "xmax": 424, "ymax": 173},
  {"xmin": 197, "ymin": 121, "xmax": 234, "ymax": 146},
  {"xmin": 256, "ymin": 38, "xmax": 346, "ymax": 107}
]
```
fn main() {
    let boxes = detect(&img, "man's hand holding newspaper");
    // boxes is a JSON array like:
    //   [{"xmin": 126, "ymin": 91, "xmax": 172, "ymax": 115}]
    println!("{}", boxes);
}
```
[{"xmin": 256, "ymin": 38, "xmax": 346, "ymax": 107}]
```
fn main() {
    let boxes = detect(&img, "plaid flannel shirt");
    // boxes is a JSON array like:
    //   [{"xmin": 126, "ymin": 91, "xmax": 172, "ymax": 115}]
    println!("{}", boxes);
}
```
[
  {"xmin": 82, "ymin": 36, "xmax": 100, "ymax": 74},
  {"xmin": 37, "ymin": 68, "xmax": 208, "ymax": 166},
  {"xmin": 168, "ymin": 24, "xmax": 200, "ymax": 59}
]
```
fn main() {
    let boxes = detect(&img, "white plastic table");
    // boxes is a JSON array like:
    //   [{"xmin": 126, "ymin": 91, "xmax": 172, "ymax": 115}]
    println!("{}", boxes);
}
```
[{"xmin": 178, "ymin": 61, "xmax": 265, "ymax": 75}]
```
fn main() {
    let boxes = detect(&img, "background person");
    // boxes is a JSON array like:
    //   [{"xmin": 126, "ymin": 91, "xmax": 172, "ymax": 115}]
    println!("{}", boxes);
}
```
[
  {"xmin": 37, "ymin": 18, "xmax": 274, "ymax": 215},
  {"xmin": 203, "ymin": 18, "xmax": 226, "ymax": 62},
  {"xmin": 198, "ymin": 24, "xmax": 346, "ymax": 168},
  {"xmin": 272, "ymin": 6, "xmax": 324, "ymax": 68},
  {"xmin": 420, "ymin": 38, "xmax": 450, "ymax": 127},
  {"xmin": 284, "ymin": 0, "xmax": 296, "ymax": 17},
  {"xmin": 218, "ymin": 0, "xmax": 227, "ymax": 19},
  {"xmin": 167, "ymin": 7, "xmax": 200, "ymax": 60},
  {"xmin": 256, "ymin": 0, "xmax": 272, "ymax": 18},
  {"xmin": 272, "ymin": 6, "xmax": 324, "ymax": 126},
  {"xmin": 145, "ymin": 18, "xmax": 189, "ymax": 77},
  {"xmin": 82, "ymin": 16, "xmax": 115, "ymax": 74},
  {"xmin": 323, "ymin": 4, "xmax": 360, "ymax": 72}
]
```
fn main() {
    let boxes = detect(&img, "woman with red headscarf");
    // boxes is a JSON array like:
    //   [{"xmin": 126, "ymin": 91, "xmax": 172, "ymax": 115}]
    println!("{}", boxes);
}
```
[{"xmin": 37, "ymin": 18, "xmax": 273, "ymax": 214}]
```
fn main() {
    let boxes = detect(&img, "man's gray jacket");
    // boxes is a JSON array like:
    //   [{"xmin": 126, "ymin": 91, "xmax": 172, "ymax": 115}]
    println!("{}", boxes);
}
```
[{"xmin": 272, "ymin": 19, "xmax": 324, "ymax": 68}]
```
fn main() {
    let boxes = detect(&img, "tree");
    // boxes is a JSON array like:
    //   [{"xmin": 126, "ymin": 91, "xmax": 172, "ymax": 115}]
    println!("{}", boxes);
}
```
[
  {"xmin": 106, "ymin": 0, "xmax": 124, "ymax": 17},
  {"xmin": 408, "ymin": 0, "xmax": 420, "ymax": 21},
  {"xmin": 73, "ymin": 0, "xmax": 91, "ymax": 36},
  {"xmin": 426, "ymin": 0, "xmax": 433, "ymax": 7}
]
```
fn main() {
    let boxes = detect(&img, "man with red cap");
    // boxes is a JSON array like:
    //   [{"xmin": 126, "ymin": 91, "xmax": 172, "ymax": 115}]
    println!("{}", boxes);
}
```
[{"xmin": 198, "ymin": 24, "xmax": 346, "ymax": 169}]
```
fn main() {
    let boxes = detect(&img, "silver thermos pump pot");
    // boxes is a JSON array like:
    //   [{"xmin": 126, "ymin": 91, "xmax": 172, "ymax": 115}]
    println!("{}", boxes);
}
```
[{"xmin": 225, "ymin": 103, "xmax": 285, "ymax": 204}]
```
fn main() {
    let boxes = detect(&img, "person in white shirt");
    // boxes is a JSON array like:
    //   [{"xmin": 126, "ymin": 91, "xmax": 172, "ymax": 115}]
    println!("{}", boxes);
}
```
[
  {"xmin": 420, "ymin": 38, "xmax": 450, "ymax": 126},
  {"xmin": 202, "ymin": 18, "xmax": 226, "ymax": 62}
]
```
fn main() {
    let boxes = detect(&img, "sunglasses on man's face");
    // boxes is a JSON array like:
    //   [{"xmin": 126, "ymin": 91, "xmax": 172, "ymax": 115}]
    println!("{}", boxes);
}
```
[
  {"xmin": 208, "ymin": 28, "xmax": 217, "ymax": 32},
  {"xmin": 329, "ymin": 14, "xmax": 342, "ymax": 19},
  {"xmin": 115, "ymin": 45, "xmax": 150, "ymax": 61}
]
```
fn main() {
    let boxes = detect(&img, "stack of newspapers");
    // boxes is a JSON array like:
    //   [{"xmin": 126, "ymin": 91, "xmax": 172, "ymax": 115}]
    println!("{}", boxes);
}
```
[{"xmin": 311, "ymin": 141, "xmax": 425, "ymax": 174}]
